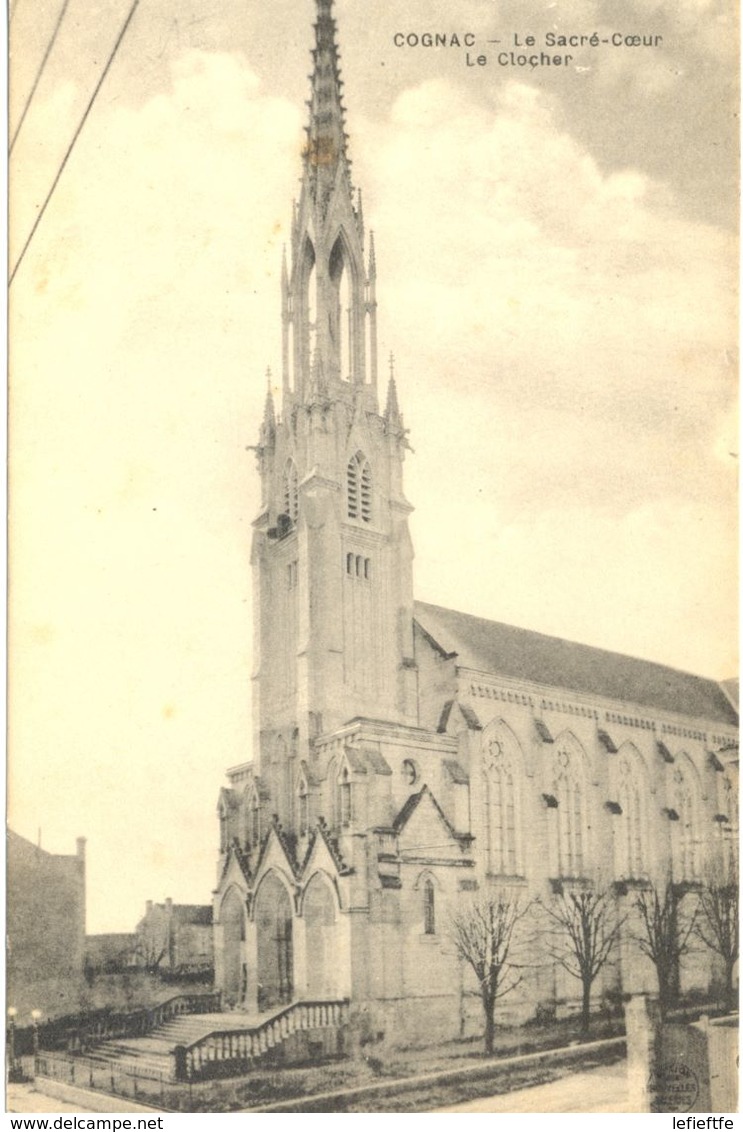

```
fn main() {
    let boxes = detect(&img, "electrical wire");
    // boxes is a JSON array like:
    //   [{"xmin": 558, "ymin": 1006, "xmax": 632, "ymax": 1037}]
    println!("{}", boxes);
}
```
[
  {"xmin": 10, "ymin": 0, "xmax": 72, "ymax": 155},
  {"xmin": 9, "ymin": 0, "xmax": 141, "ymax": 286}
]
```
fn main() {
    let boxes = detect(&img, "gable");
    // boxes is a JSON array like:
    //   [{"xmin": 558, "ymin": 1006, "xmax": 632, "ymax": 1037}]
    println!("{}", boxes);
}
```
[
  {"xmin": 394, "ymin": 787, "xmax": 467, "ymax": 859},
  {"xmin": 299, "ymin": 824, "xmax": 352, "ymax": 880}
]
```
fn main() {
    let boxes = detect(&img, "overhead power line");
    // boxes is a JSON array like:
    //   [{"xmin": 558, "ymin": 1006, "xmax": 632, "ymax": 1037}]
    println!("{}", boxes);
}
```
[
  {"xmin": 9, "ymin": 0, "xmax": 141, "ymax": 287},
  {"xmin": 10, "ymin": 0, "xmax": 73, "ymax": 155}
]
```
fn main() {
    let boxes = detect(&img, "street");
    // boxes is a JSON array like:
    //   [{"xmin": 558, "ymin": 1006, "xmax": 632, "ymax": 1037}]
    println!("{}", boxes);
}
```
[{"xmin": 435, "ymin": 1061, "xmax": 633, "ymax": 1113}]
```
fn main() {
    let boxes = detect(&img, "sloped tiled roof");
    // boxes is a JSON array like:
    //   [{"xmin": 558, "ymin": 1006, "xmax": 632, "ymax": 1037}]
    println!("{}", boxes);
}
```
[
  {"xmin": 721, "ymin": 678, "xmax": 739, "ymax": 711},
  {"xmin": 414, "ymin": 601, "xmax": 738, "ymax": 726},
  {"xmin": 438, "ymin": 700, "xmax": 482, "ymax": 733}
]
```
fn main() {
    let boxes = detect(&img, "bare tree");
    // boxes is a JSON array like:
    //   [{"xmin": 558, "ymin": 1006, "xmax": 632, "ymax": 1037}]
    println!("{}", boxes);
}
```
[
  {"xmin": 134, "ymin": 920, "xmax": 169, "ymax": 974},
  {"xmin": 542, "ymin": 887, "xmax": 625, "ymax": 1033},
  {"xmin": 633, "ymin": 879, "xmax": 697, "ymax": 1018},
  {"xmin": 695, "ymin": 861, "xmax": 739, "ymax": 1012},
  {"xmin": 450, "ymin": 892, "xmax": 532, "ymax": 1055}
]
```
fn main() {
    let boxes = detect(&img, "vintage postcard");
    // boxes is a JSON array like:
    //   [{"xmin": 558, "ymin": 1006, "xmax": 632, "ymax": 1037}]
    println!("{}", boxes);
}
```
[{"xmin": 7, "ymin": 0, "xmax": 738, "ymax": 1116}]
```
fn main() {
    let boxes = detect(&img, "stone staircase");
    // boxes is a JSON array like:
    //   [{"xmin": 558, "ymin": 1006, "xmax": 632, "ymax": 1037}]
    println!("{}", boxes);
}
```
[
  {"xmin": 36, "ymin": 1000, "xmax": 350, "ymax": 1088},
  {"xmin": 73, "ymin": 1012, "xmax": 262, "ymax": 1080}
]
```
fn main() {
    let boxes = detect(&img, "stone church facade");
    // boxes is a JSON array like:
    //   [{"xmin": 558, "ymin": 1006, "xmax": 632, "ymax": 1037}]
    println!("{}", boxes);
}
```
[{"xmin": 213, "ymin": 0, "xmax": 738, "ymax": 1042}]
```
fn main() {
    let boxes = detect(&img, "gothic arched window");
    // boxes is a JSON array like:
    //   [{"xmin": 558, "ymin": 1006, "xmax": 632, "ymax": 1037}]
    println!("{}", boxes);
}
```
[
  {"xmin": 302, "ymin": 237, "xmax": 317, "ymax": 368},
  {"xmin": 283, "ymin": 459, "xmax": 299, "ymax": 524},
  {"xmin": 483, "ymin": 728, "xmax": 521, "ymax": 875},
  {"xmin": 617, "ymin": 755, "xmax": 646, "ymax": 878},
  {"xmin": 423, "ymin": 879, "xmax": 436, "ymax": 935},
  {"xmin": 329, "ymin": 233, "xmax": 355, "ymax": 382},
  {"xmin": 553, "ymin": 741, "xmax": 587, "ymax": 877},
  {"xmin": 673, "ymin": 760, "xmax": 701, "ymax": 881},
  {"xmin": 347, "ymin": 452, "xmax": 372, "ymax": 522}
]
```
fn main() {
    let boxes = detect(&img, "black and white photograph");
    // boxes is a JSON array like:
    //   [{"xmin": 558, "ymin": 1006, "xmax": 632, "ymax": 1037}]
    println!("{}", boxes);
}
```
[{"xmin": 7, "ymin": 0, "xmax": 739, "ymax": 1115}]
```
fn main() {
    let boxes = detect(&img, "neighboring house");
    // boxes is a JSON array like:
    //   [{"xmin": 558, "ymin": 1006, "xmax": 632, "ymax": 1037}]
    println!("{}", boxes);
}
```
[
  {"xmin": 7, "ymin": 831, "xmax": 87, "ymax": 1021},
  {"xmin": 135, "ymin": 898, "xmax": 213, "ymax": 975},
  {"xmin": 211, "ymin": 1, "xmax": 739, "ymax": 1041}
]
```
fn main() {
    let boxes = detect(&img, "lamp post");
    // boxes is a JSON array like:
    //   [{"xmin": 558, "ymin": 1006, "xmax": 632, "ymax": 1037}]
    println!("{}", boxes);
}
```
[
  {"xmin": 31, "ymin": 1010, "xmax": 42, "ymax": 1062},
  {"xmin": 7, "ymin": 1007, "xmax": 18, "ymax": 1082}
]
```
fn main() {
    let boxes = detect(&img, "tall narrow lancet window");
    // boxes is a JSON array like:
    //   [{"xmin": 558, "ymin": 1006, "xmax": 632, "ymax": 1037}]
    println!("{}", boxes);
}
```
[
  {"xmin": 329, "ymin": 236, "xmax": 353, "ymax": 381},
  {"xmin": 554, "ymin": 742, "xmax": 587, "ymax": 877},
  {"xmin": 423, "ymin": 879, "xmax": 436, "ymax": 935},
  {"xmin": 673, "ymin": 761, "xmax": 701, "ymax": 881},
  {"xmin": 283, "ymin": 459, "xmax": 299, "ymax": 524},
  {"xmin": 616, "ymin": 751, "xmax": 646, "ymax": 879},
  {"xmin": 347, "ymin": 451, "xmax": 372, "ymax": 522},
  {"xmin": 483, "ymin": 729, "xmax": 520, "ymax": 875}
]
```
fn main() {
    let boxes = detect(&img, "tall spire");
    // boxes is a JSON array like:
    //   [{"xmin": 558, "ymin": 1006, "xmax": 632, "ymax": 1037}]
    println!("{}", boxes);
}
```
[
  {"xmin": 384, "ymin": 354, "xmax": 404, "ymax": 434},
  {"xmin": 305, "ymin": 0, "xmax": 351, "ymax": 194},
  {"xmin": 284, "ymin": 0, "xmax": 374, "ymax": 401}
]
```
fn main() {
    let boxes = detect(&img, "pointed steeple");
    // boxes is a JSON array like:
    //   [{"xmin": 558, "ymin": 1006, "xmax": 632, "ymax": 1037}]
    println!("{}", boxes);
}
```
[
  {"xmin": 384, "ymin": 353, "xmax": 403, "ymax": 433},
  {"xmin": 284, "ymin": 0, "xmax": 376, "ymax": 402},
  {"xmin": 261, "ymin": 368, "xmax": 276, "ymax": 445},
  {"xmin": 368, "ymin": 229, "xmax": 376, "ymax": 281},
  {"xmin": 305, "ymin": 0, "xmax": 350, "ymax": 195}
]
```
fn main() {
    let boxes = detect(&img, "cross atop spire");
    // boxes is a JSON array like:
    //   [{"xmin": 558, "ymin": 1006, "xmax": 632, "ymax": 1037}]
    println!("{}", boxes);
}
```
[{"xmin": 305, "ymin": 0, "xmax": 351, "ymax": 190}]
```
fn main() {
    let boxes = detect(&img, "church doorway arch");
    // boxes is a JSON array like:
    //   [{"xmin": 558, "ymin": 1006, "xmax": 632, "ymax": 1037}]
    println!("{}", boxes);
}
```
[
  {"xmin": 220, "ymin": 887, "xmax": 246, "ymax": 1007},
  {"xmin": 254, "ymin": 871, "xmax": 294, "ymax": 1010},
  {"xmin": 303, "ymin": 871, "xmax": 338, "ymax": 998}
]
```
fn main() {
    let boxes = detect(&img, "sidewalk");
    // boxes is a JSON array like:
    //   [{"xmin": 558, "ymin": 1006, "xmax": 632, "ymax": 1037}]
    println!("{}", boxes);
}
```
[{"xmin": 7, "ymin": 1081, "xmax": 161, "ymax": 1114}]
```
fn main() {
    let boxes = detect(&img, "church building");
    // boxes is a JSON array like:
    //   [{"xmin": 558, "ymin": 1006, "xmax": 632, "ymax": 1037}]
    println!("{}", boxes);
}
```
[{"xmin": 213, "ymin": 0, "xmax": 738, "ymax": 1042}]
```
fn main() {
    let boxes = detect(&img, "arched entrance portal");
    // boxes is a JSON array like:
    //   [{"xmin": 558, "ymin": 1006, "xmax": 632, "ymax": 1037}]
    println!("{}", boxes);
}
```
[
  {"xmin": 220, "ymin": 888, "xmax": 246, "ymax": 1007},
  {"xmin": 304, "ymin": 872, "xmax": 338, "ymax": 998},
  {"xmin": 255, "ymin": 872, "xmax": 294, "ymax": 1011}
]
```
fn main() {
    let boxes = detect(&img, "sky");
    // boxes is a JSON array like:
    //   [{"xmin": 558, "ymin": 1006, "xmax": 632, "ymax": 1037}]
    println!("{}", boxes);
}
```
[{"xmin": 8, "ymin": 0, "xmax": 738, "ymax": 932}]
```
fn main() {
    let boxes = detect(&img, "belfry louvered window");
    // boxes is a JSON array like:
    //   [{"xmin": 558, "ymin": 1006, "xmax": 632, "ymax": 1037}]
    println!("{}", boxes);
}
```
[{"xmin": 347, "ymin": 452, "xmax": 372, "ymax": 522}]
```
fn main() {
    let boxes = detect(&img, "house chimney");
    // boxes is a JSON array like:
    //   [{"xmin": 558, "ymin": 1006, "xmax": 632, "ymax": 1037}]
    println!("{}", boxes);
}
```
[
  {"xmin": 146, "ymin": 900, "xmax": 153, "ymax": 914},
  {"xmin": 76, "ymin": 837, "xmax": 87, "ymax": 860}
]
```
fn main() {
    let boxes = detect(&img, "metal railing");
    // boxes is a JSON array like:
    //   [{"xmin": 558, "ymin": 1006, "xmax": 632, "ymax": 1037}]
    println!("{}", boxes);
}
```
[
  {"xmin": 35, "ymin": 1051, "xmax": 171, "ymax": 1105},
  {"xmin": 178, "ymin": 999, "xmax": 350, "ymax": 1081}
]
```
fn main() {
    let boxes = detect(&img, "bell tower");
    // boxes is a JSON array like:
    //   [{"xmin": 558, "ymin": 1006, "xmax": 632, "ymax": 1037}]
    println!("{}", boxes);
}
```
[{"xmin": 250, "ymin": 0, "xmax": 417, "ymax": 823}]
